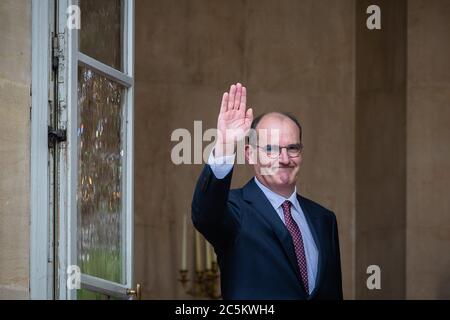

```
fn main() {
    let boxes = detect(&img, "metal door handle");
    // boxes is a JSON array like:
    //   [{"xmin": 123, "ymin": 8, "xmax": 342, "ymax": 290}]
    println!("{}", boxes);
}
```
[{"xmin": 126, "ymin": 283, "xmax": 142, "ymax": 300}]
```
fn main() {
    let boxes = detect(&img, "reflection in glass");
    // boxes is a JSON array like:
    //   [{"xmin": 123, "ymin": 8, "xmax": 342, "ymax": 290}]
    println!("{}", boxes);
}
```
[
  {"xmin": 79, "ymin": 0, "xmax": 123, "ymax": 70},
  {"xmin": 77, "ymin": 65, "xmax": 125, "ymax": 286}
]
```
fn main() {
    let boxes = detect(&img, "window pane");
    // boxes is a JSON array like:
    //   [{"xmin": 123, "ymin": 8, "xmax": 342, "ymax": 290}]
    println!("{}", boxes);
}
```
[
  {"xmin": 79, "ymin": 0, "xmax": 123, "ymax": 70},
  {"xmin": 77, "ymin": 65, "xmax": 126, "ymax": 284}
]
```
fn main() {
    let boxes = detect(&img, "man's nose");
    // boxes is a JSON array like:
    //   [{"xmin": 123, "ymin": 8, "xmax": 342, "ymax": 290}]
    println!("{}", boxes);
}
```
[{"xmin": 279, "ymin": 148, "xmax": 290, "ymax": 164}]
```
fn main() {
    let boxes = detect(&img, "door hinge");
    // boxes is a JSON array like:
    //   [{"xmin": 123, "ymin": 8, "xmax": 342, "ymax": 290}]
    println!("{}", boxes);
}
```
[
  {"xmin": 51, "ymin": 33, "xmax": 64, "ymax": 71},
  {"xmin": 48, "ymin": 126, "xmax": 67, "ymax": 147},
  {"xmin": 52, "ymin": 35, "xmax": 59, "ymax": 70}
]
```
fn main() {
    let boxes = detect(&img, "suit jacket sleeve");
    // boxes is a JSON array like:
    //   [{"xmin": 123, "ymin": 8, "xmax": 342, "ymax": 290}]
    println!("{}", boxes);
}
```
[
  {"xmin": 332, "ymin": 214, "xmax": 344, "ymax": 299},
  {"xmin": 191, "ymin": 164, "xmax": 241, "ymax": 250}
]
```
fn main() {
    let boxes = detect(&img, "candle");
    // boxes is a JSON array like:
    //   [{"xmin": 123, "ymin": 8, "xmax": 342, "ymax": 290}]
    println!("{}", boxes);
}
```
[
  {"xmin": 212, "ymin": 250, "xmax": 217, "ymax": 264},
  {"xmin": 181, "ymin": 213, "xmax": 187, "ymax": 270},
  {"xmin": 205, "ymin": 241, "xmax": 212, "ymax": 270},
  {"xmin": 195, "ymin": 230, "xmax": 203, "ymax": 271}
]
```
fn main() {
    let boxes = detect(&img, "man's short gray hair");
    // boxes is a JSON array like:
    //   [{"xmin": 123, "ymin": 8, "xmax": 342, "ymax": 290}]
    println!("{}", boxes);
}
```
[{"xmin": 247, "ymin": 112, "xmax": 303, "ymax": 146}]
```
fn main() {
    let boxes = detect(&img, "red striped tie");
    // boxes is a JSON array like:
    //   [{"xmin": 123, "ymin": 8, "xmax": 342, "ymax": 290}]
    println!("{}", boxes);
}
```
[{"xmin": 281, "ymin": 200, "xmax": 309, "ymax": 294}]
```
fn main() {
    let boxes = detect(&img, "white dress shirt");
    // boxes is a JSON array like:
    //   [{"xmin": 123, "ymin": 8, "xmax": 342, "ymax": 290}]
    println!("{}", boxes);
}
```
[{"xmin": 207, "ymin": 148, "xmax": 319, "ymax": 294}]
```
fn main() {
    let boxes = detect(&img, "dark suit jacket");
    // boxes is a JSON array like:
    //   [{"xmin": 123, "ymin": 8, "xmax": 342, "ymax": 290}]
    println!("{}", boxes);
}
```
[{"xmin": 192, "ymin": 164, "xmax": 343, "ymax": 300}]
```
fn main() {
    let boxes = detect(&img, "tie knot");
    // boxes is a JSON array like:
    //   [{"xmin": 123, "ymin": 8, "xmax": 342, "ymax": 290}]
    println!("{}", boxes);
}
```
[{"xmin": 281, "ymin": 200, "xmax": 292, "ymax": 212}]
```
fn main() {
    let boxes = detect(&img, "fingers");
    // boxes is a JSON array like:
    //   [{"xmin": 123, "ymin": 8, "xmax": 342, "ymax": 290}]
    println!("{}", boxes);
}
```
[
  {"xmin": 239, "ymin": 86, "xmax": 247, "ymax": 112},
  {"xmin": 225, "ymin": 82, "xmax": 246, "ymax": 111},
  {"xmin": 227, "ymin": 84, "xmax": 236, "ymax": 110},
  {"xmin": 220, "ymin": 92, "xmax": 228, "ymax": 113},
  {"xmin": 234, "ymin": 83, "xmax": 242, "ymax": 110}
]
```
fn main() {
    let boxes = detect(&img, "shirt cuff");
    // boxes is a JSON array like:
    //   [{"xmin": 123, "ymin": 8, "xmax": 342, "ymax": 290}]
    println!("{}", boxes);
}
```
[{"xmin": 207, "ymin": 147, "xmax": 235, "ymax": 179}]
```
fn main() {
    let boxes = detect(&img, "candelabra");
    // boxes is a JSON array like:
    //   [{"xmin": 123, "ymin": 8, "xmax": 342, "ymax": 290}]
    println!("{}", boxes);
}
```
[
  {"xmin": 179, "ymin": 262, "xmax": 221, "ymax": 299},
  {"xmin": 179, "ymin": 214, "xmax": 221, "ymax": 299}
]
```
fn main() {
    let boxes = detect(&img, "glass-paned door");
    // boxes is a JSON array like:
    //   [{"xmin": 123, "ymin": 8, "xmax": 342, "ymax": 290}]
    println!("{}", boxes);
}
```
[{"xmin": 58, "ymin": 0, "xmax": 136, "ymax": 300}]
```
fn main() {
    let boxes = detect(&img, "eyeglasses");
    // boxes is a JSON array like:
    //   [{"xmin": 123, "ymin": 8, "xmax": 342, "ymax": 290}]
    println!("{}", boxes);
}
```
[{"xmin": 256, "ymin": 143, "xmax": 303, "ymax": 158}]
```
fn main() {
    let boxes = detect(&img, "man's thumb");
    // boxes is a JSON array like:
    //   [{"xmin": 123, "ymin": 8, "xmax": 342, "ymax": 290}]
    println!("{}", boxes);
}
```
[{"xmin": 246, "ymin": 107, "xmax": 253, "ymax": 119}]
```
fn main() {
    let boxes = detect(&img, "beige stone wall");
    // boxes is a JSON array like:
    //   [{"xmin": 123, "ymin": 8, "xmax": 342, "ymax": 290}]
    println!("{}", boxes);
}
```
[
  {"xmin": 407, "ymin": 0, "xmax": 450, "ymax": 299},
  {"xmin": 355, "ymin": 0, "xmax": 407, "ymax": 299},
  {"xmin": 7, "ymin": 0, "xmax": 440, "ymax": 300},
  {"xmin": 134, "ymin": 0, "xmax": 355, "ymax": 299},
  {"xmin": 0, "ymin": 0, "xmax": 445, "ymax": 301},
  {"xmin": 0, "ymin": 0, "xmax": 31, "ymax": 299}
]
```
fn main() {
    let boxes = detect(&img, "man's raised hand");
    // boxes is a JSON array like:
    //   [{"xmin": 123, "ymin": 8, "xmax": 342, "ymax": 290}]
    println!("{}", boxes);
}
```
[{"xmin": 216, "ymin": 83, "xmax": 253, "ymax": 157}]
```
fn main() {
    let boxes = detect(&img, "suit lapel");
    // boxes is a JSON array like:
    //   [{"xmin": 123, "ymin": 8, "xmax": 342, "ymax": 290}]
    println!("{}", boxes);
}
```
[
  {"xmin": 242, "ymin": 179, "xmax": 307, "ymax": 297},
  {"xmin": 298, "ymin": 195, "xmax": 325, "ymax": 298}
]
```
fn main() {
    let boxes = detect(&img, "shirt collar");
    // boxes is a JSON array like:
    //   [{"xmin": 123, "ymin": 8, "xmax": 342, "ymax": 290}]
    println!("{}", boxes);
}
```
[{"xmin": 253, "ymin": 177, "xmax": 301, "ymax": 212}]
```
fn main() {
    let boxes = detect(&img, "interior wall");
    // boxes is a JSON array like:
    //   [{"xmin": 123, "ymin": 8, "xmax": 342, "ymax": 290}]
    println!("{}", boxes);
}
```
[
  {"xmin": 0, "ymin": 0, "xmax": 446, "ymax": 301},
  {"xmin": 355, "ymin": 0, "xmax": 407, "ymax": 299},
  {"xmin": 134, "ymin": 0, "xmax": 355, "ymax": 299},
  {"xmin": 0, "ymin": 0, "xmax": 31, "ymax": 299},
  {"xmin": 407, "ymin": 0, "xmax": 450, "ymax": 299}
]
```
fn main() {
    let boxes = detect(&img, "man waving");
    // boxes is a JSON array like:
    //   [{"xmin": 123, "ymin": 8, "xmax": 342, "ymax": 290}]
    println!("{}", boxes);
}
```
[{"xmin": 192, "ymin": 83, "xmax": 343, "ymax": 300}]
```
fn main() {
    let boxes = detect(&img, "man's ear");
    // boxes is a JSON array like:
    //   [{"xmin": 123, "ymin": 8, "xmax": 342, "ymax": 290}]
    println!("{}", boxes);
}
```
[{"xmin": 245, "ymin": 145, "xmax": 256, "ymax": 165}]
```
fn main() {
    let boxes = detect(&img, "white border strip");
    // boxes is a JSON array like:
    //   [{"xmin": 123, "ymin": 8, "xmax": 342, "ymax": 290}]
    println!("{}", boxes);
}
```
[
  {"xmin": 66, "ymin": 0, "xmax": 79, "ymax": 301},
  {"xmin": 81, "ymin": 274, "xmax": 129, "ymax": 299},
  {"xmin": 125, "ymin": 0, "xmax": 135, "ymax": 291},
  {"xmin": 30, "ymin": 0, "xmax": 52, "ymax": 300},
  {"xmin": 77, "ymin": 52, "xmax": 133, "ymax": 87}
]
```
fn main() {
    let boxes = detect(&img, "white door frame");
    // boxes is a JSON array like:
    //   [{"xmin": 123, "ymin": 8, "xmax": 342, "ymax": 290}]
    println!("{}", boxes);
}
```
[
  {"xmin": 64, "ymin": 0, "xmax": 135, "ymax": 300},
  {"xmin": 30, "ymin": 0, "xmax": 53, "ymax": 300},
  {"xmin": 30, "ymin": 0, "xmax": 135, "ymax": 300}
]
